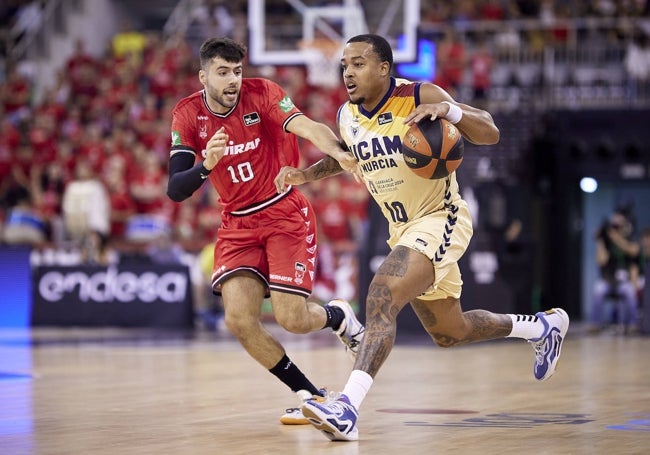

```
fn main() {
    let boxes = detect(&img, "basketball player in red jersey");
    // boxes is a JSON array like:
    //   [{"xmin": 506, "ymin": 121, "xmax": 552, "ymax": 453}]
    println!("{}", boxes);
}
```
[{"xmin": 166, "ymin": 37, "xmax": 365, "ymax": 424}]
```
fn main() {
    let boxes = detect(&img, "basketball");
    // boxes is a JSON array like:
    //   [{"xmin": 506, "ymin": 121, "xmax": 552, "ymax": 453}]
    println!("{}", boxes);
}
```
[{"xmin": 401, "ymin": 117, "xmax": 464, "ymax": 179}]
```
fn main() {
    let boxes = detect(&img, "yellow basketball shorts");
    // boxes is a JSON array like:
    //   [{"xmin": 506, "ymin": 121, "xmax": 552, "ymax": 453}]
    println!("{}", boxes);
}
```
[{"xmin": 389, "ymin": 199, "xmax": 473, "ymax": 300}]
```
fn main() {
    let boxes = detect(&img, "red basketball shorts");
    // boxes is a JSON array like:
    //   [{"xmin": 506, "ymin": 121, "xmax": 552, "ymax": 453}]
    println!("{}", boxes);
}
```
[{"xmin": 212, "ymin": 190, "xmax": 317, "ymax": 298}]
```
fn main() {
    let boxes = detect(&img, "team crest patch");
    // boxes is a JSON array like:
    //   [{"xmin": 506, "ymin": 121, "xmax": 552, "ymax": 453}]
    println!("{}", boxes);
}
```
[
  {"xmin": 294, "ymin": 262, "xmax": 306, "ymax": 285},
  {"xmin": 351, "ymin": 116, "xmax": 360, "ymax": 138},
  {"xmin": 279, "ymin": 95, "xmax": 295, "ymax": 113},
  {"xmin": 244, "ymin": 112, "xmax": 260, "ymax": 125},
  {"xmin": 378, "ymin": 112, "xmax": 394, "ymax": 125}
]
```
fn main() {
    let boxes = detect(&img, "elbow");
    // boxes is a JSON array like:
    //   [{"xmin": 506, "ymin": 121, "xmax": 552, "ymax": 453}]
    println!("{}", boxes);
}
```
[
  {"xmin": 166, "ymin": 187, "xmax": 187, "ymax": 202},
  {"xmin": 488, "ymin": 126, "xmax": 500, "ymax": 145}
]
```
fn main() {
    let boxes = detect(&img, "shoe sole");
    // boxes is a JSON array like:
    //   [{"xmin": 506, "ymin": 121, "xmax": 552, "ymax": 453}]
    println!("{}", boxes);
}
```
[
  {"xmin": 280, "ymin": 418, "xmax": 309, "ymax": 425},
  {"xmin": 301, "ymin": 404, "xmax": 359, "ymax": 441},
  {"xmin": 280, "ymin": 393, "xmax": 328, "ymax": 425},
  {"xmin": 538, "ymin": 308, "xmax": 570, "ymax": 381}
]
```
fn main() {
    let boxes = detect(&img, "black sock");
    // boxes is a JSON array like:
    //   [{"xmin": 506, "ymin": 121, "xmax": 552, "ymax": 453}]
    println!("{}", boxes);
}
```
[
  {"xmin": 269, "ymin": 354, "xmax": 323, "ymax": 396},
  {"xmin": 322, "ymin": 304, "xmax": 345, "ymax": 330}
]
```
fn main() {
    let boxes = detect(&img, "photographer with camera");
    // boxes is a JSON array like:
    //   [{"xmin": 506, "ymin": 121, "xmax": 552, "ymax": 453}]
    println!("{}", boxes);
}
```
[{"xmin": 589, "ymin": 209, "xmax": 642, "ymax": 334}]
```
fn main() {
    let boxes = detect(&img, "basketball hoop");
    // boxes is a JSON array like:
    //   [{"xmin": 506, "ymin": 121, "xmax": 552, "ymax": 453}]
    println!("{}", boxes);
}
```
[{"xmin": 300, "ymin": 38, "xmax": 342, "ymax": 89}]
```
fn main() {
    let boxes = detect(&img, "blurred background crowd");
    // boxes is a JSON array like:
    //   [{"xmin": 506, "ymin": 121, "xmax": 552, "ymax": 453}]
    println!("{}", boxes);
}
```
[{"xmin": 0, "ymin": 0, "xmax": 649, "ymax": 331}]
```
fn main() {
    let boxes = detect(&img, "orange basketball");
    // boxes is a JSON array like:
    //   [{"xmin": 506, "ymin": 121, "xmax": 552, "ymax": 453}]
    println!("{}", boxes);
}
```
[{"xmin": 401, "ymin": 117, "xmax": 464, "ymax": 179}]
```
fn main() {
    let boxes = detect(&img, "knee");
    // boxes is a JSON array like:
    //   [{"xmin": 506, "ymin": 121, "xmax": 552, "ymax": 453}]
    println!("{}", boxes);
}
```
[
  {"xmin": 224, "ymin": 313, "xmax": 256, "ymax": 338},
  {"xmin": 275, "ymin": 313, "xmax": 311, "ymax": 334},
  {"xmin": 431, "ymin": 333, "xmax": 462, "ymax": 348}
]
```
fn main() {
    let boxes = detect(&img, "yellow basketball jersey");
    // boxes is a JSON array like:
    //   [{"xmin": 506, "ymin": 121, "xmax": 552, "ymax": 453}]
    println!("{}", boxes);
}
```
[{"xmin": 337, "ymin": 78, "xmax": 461, "ymax": 232}]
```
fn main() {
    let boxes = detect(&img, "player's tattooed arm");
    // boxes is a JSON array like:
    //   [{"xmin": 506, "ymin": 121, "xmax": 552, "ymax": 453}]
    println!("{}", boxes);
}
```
[
  {"xmin": 304, "ymin": 155, "xmax": 345, "ymax": 180},
  {"xmin": 274, "ymin": 155, "xmax": 344, "ymax": 193}
]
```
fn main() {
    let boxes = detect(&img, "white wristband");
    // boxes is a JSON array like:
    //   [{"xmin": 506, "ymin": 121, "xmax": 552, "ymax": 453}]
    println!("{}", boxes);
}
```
[{"xmin": 441, "ymin": 101, "xmax": 462, "ymax": 124}]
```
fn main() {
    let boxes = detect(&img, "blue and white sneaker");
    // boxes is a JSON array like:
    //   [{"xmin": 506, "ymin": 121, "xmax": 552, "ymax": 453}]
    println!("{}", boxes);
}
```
[
  {"xmin": 328, "ymin": 299, "xmax": 365, "ymax": 361},
  {"xmin": 301, "ymin": 394, "xmax": 359, "ymax": 441},
  {"xmin": 530, "ymin": 308, "xmax": 570, "ymax": 381}
]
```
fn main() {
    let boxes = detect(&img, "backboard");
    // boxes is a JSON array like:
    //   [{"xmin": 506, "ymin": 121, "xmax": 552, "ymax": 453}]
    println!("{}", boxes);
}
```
[{"xmin": 248, "ymin": 0, "xmax": 421, "ymax": 66}]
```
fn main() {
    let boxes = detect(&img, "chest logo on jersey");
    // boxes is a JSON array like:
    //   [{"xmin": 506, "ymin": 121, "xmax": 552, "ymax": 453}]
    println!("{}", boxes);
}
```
[
  {"xmin": 243, "ymin": 112, "xmax": 260, "ymax": 126},
  {"xmin": 378, "ymin": 112, "xmax": 394, "ymax": 125},
  {"xmin": 197, "ymin": 115, "xmax": 209, "ymax": 139},
  {"xmin": 350, "ymin": 135, "xmax": 402, "ymax": 173},
  {"xmin": 351, "ymin": 115, "xmax": 361, "ymax": 138}
]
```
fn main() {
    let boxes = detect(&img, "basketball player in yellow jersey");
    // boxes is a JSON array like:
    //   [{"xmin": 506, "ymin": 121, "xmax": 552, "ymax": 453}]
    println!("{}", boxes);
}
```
[{"xmin": 274, "ymin": 34, "xmax": 569, "ymax": 441}]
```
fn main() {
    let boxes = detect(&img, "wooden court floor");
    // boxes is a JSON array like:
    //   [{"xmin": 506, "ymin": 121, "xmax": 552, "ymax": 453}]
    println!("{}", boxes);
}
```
[{"xmin": 1, "ymin": 324, "xmax": 649, "ymax": 455}]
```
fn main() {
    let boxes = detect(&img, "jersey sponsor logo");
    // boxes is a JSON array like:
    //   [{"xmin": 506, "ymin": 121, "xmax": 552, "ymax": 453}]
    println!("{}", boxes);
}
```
[
  {"xmin": 350, "ymin": 135, "xmax": 402, "ymax": 173},
  {"xmin": 219, "ymin": 137, "xmax": 262, "ymax": 156},
  {"xmin": 278, "ymin": 95, "xmax": 295, "ymax": 113},
  {"xmin": 360, "ymin": 158, "xmax": 399, "ymax": 172},
  {"xmin": 243, "ymin": 112, "xmax": 260, "ymax": 125},
  {"xmin": 171, "ymin": 130, "xmax": 182, "ymax": 146},
  {"xmin": 350, "ymin": 135, "xmax": 401, "ymax": 161},
  {"xmin": 378, "ymin": 112, "xmax": 394, "ymax": 125}
]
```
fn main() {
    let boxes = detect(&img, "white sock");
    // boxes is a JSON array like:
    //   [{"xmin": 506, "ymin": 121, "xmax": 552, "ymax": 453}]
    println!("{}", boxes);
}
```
[
  {"xmin": 506, "ymin": 314, "xmax": 545, "ymax": 340},
  {"xmin": 341, "ymin": 370, "xmax": 373, "ymax": 409}
]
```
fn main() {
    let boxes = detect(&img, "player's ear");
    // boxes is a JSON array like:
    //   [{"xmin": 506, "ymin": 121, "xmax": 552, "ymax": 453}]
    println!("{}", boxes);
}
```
[
  {"xmin": 380, "ymin": 61, "xmax": 391, "ymax": 77},
  {"xmin": 199, "ymin": 69, "xmax": 206, "ymax": 86}
]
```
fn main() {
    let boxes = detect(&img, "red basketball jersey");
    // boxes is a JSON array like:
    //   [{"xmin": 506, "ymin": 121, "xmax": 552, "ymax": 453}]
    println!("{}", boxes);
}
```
[{"xmin": 170, "ymin": 78, "xmax": 303, "ymax": 213}]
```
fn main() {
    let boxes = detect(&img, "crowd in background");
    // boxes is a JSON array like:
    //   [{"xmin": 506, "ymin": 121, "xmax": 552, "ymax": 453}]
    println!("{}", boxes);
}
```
[
  {"xmin": 0, "ymin": 14, "xmax": 369, "ymax": 306},
  {"xmin": 0, "ymin": 0, "xmax": 649, "ymax": 315}
]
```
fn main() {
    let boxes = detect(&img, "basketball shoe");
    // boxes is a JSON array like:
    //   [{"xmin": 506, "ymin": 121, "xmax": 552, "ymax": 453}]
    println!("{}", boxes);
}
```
[
  {"xmin": 280, "ymin": 389, "xmax": 327, "ymax": 425},
  {"xmin": 530, "ymin": 308, "xmax": 570, "ymax": 381},
  {"xmin": 328, "ymin": 299, "xmax": 365, "ymax": 360},
  {"xmin": 301, "ymin": 394, "xmax": 359, "ymax": 441}
]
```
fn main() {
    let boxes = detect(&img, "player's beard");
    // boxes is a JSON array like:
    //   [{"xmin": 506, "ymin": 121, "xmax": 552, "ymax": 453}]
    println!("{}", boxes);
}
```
[
  {"xmin": 350, "ymin": 96, "xmax": 365, "ymax": 105},
  {"xmin": 206, "ymin": 85, "xmax": 239, "ymax": 112}
]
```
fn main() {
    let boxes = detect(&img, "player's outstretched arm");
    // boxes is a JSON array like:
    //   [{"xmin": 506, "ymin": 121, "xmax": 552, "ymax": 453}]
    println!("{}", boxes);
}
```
[
  {"xmin": 285, "ymin": 114, "xmax": 358, "ymax": 172},
  {"xmin": 274, "ymin": 156, "xmax": 344, "ymax": 193}
]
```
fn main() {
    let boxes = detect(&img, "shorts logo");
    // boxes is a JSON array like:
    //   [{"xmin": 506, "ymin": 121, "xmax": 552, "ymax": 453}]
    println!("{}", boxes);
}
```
[{"xmin": 294, "ymin": 262, "xmax": 306, "ymax": 285}]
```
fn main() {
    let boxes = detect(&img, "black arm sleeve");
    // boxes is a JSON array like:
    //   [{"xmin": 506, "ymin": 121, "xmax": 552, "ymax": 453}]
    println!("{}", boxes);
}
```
[{"xmin": 167, "ymin": 152, "xmax": 212, "ymax": 202}]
